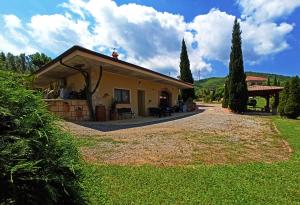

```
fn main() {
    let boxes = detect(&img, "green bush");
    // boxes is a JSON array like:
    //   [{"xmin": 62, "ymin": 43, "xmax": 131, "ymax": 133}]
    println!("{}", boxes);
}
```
[
  {"xmin": 278, "ymin": 76, "xmax": 300, "ymax": 119},
  {"xmin": 0, "ymin": 70, "xmax": 85, "ymax": 204}
]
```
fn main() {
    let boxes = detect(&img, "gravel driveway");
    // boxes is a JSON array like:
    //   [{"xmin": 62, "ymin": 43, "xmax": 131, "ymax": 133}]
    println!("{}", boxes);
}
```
[{"xmin": 64, "ymin": 104, "xmax": 291, "ymax": 166}]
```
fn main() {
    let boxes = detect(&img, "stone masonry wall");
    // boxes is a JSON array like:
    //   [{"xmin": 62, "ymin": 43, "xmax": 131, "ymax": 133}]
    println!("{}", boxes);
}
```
[{"xmin": 45, "ymin": 99, "xmax": 90, "ymax": 121}]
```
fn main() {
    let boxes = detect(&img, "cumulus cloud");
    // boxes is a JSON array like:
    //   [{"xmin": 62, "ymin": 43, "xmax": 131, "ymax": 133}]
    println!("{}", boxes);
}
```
[
  {"xmin": 0, "ymin": 0, "xmax": 299, "ymax": 77},
  {"xmin": 238, "ymin": 0, "xmax": 300, "ymax": 23},
  {"xmin": 1, "ymin": 15, "xmax": 36, "ymax": 54}
]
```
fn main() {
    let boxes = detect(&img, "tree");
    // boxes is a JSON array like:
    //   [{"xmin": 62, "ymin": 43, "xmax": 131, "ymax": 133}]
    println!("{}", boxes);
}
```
[
  {"xmin": 179, "ymin": 39, "xmax": 195, "ymax": 101},
  {"xmin": 278, "ymin": 81, "xmax": 290, "ymax": 116},
  {"xmin": 267, "ymin": 77, "xmax": 271, "ymax": 86},
  {"xmin": 273, "ymin": 75, "xmax": 278, "ymax": 86},
  {"xmin": 227, "ymin": 18, "xmax": 248, "ymax": 113},
  {"xmin": 60, "ymin": 59, "xmax": 102, "ymax": 120},
  {"xmin": 0, "ymin": 52, "xmax": 6, "ymax": 69},
  {"xmin": 0, "ymin": 51, "xmax": 51, "ymax": 73},
  {"xmin": 0, "ymin": 70, "xmax": 85, "ymax": 204},
  {"xmin": 29, "ymin": 52, "xmax": 52, "ymax": 70},
  {"xmin": 283, "ymin": 76, "xmax": 300, "ymax": 119}
]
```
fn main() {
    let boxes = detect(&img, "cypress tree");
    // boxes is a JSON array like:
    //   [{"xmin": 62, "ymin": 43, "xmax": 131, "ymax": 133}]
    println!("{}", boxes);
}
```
[
  {"xmin": 227, "ymin": 18, "xmax": 248, "ymax": 113},
  {"xmin": 179, "ymin": 39, "xmax": 195, "ymax": 101}
]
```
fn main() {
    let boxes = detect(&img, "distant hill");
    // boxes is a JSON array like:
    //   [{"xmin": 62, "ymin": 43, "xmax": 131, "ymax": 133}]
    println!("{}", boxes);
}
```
[{"xmin": 195, "ymin": 71, "xmax": 290, "ymax": 90}]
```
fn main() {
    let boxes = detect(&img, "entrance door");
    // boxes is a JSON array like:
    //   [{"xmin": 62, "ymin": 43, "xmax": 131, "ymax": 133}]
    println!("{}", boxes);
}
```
[{"xmin": 137, "ymin": 90, "xmax": 146, "ymax": 116}]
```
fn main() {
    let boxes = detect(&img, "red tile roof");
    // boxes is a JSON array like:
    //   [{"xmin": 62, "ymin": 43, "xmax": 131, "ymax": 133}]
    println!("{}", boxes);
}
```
[
  {"xmin": 248, "ymin": 85, "xmax": 283, "ymax": 92},
  {"xmin": 246, "ymin": 76, "xmax": 267, "ymax": 82}
]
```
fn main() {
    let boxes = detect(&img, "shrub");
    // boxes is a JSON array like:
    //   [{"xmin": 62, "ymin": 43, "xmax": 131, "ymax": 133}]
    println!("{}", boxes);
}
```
[
  {"xmin": 284, "ymin": 76, "xmax": 300, "ymax": 119},
  {"xmin": 278, "ymin": 76, "xmax": 300, "ymax": 119},
  {"xmin": 0, "ymin": 70, "xmax": 85, "ymax": 204},
  {"xmin": 278, "ymin": 81, "xmax": 289, "ymax": 116}
]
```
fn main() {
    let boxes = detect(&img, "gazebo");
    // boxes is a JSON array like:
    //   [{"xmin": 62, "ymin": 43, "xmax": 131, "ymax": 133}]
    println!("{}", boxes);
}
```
[{"xmin": 248, "ymin": 85, "xmax": 283, "ymax": 112}]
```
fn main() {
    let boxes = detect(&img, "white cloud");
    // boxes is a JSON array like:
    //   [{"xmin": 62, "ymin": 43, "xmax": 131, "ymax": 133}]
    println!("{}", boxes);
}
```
[
  {"xmin": 238, "ymin": 0, "xmax": 300, "ymax": 23},
  {"xmin": 1, "ymin": 15, "xmax": 36, "ymax": 54},
  {"xmin": 0, "ymin": 0, "xmax": 299, "ymax": 77},
  {"xmin": 3, "ymin": 14, "xmax": 22, "ymax": 29},
  {"xmin": 27, "ymin": 14, "xmax": 95, "ymax": 54},
  {"xmin": 188, "ymin": 9, "xmax": 235, "ymax": 62},
  {"xmin": 241, "ymin": 21, "xmax": 294, "ymax": 64}
]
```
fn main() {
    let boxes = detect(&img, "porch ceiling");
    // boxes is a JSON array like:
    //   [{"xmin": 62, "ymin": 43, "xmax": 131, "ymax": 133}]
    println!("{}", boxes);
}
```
[{"xmin": 34, "ymin": 47, "xmax": 193, "ymax": 89}]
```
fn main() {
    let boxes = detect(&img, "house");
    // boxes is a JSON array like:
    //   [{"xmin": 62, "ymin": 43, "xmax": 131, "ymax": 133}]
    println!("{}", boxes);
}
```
[
  {"xmin": 34, "ymin": 46, "xmax": 193, "ymax": 121},
  {"xmin": 246, "ymin": 76, "xmax": 267, "ymax": 86}
]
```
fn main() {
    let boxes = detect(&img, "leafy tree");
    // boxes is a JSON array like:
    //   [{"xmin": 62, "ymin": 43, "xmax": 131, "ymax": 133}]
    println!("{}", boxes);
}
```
[
  {"xmin": 0, "ymin": 51, "xmax": 51, "ymax": 73},
  {"xmin": 227, "ymin": 18, "xmax": 248, "ymax": 113},
  {"xmin": 29, "ymin": 52, "xmax": 52, "ymax": 69},
  {"xmin": 0, "ymin": 70, "xmax": 85, "ymax": 204},
  {"xmin": 179, "ymin": 39, "xmax": 195, "ymax": 101},
  {"xmin": 6, "ymin": 53, "xmax": 17, "ymax": 71},
  {"xmin": 283, "ymin": 76, "xmax": 300, "ymax": 119}
]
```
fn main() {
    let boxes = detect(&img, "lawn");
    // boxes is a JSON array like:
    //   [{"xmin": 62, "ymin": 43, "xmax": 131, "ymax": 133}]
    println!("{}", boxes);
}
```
[{"xmin": 81, "ymin": 117, "xmax": 300, "ymax": 204}]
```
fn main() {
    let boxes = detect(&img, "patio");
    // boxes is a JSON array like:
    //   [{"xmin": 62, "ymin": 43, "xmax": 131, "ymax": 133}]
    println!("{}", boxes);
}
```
[{"xmin": 69, "ymin": 108, "xmax": 203, "ymax": 132}]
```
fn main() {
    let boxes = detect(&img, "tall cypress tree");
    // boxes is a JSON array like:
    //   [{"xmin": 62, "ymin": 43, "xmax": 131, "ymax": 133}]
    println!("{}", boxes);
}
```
[
  {"xmin": 227, "ymin": 18, "xmax": 248, "ymax": 113},
  {"xmin": 179, "ymin": 39, "xmax": 195, "ymax": 101}
]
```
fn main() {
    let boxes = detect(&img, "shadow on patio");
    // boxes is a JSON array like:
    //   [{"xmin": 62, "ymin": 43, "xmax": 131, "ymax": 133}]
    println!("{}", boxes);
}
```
[{"xmin": 73, "ymin": 108, "xmax": 205, "ymax": 132}]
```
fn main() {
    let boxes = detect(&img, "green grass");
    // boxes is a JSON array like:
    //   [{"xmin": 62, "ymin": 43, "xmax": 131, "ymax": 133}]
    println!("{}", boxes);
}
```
[{"xmin": 82, "ymin": 118, "xmax": 300, "ymax": 204}]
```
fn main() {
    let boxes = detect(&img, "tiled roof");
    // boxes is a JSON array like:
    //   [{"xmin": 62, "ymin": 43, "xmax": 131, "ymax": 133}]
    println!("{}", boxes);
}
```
[
  {"xmin": 246, "ymin": 76, "xmax": 267, "ymax": 82},
  {"xmin": 248, "ymin": 85, "xmax": 283, "ymax": 92}
]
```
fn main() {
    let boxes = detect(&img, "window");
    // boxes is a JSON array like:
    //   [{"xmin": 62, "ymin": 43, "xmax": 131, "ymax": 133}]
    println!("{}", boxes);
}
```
[{"xmin": 114, "ymin": 88, "xmax": 130, "ymax": 104}]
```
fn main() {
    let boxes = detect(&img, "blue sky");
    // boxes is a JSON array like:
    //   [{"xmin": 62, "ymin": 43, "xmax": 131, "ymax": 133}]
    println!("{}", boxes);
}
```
[{"xmin": 0, "ymin": 0, "xmax": 299, "ymax": 78}]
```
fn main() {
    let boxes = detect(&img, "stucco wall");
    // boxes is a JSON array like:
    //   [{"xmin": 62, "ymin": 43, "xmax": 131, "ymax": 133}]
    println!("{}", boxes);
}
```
[{"xmin": 65, "ymin": 68, "xmax": 180, "ymax": 120}]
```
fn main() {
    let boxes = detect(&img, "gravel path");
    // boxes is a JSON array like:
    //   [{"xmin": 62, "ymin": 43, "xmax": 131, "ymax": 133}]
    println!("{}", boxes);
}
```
[{"xmin": 64, "ymin": 104, "xmax": 291, "ymax": 166}]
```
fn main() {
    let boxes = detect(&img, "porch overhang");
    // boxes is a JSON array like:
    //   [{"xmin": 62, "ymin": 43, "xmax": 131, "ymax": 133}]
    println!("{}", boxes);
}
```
[
  {"xmin": 34, "ymin": 45, "xmax": 193, "ymax": 89},
  {"xmin": 248, "ymin": 85, "xmax": 284, "ymax": 97}
]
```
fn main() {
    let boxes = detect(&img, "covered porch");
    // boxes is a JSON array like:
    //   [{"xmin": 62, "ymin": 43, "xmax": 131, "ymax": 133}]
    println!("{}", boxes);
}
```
[
  {"xmin": 248, "ymin": 85, "xmax": 284, "ymax": 113},
  {"xmin": 34, "ymin": 46, "xmax": 193, "ymax": 121}
]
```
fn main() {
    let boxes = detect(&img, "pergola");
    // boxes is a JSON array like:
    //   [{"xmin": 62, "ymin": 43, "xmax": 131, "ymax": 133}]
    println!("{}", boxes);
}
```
[{"xmin": 248, "ymin": 85, "xmax": 284, "ymax": 112}]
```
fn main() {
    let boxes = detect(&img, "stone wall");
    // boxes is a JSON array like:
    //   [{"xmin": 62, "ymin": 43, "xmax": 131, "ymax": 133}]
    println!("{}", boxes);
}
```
[{"xmin": 45, "ymin": 99, "xmax": 90, "ymax": 121}]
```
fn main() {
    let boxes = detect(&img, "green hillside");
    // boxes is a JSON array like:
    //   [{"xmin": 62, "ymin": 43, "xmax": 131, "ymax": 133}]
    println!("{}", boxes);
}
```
[{"xmin": 195, "ymin": 72, "xmax": 290, "ymax": 90}]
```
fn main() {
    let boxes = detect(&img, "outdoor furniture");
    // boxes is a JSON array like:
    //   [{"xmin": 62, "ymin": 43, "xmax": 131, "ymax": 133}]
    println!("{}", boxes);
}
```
[
  {"xmin": 148, "ymin": 107, "xmax": 173, "ymax": 118},
  {"xmin": 117, "ymin": 108, "xmax": 135, "ymax": 119}
]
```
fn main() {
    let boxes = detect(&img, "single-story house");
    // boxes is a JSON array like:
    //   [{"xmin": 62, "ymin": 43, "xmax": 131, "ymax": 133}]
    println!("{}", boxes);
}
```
[{"xmin": 34, "ymin": 45, "xmax": 193, "ymax": 121}]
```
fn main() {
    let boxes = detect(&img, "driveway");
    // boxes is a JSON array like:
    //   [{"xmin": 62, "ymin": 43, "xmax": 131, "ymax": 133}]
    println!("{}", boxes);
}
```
[{"xmin": 64, "ymin": 104, "xmax": 291, "ymax": 166}]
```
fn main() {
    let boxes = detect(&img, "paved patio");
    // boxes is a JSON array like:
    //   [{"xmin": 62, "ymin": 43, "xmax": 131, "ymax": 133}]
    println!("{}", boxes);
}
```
[{"xmin": 77, "ymin": 109, "xmax": 202, "ymax": 132}]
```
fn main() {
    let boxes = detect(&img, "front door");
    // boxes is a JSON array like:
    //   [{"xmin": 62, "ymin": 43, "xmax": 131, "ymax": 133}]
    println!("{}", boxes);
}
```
[{"xmin": 137, "ymin": 90, "xmax": 146, "ymax": 116}]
